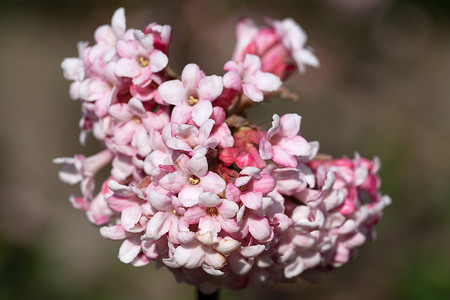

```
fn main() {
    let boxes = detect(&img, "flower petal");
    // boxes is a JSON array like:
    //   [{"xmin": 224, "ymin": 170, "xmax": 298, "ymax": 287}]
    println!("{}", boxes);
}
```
[
  {"xmin": 241, "ymin": 192, "xmax": 262, "ymax": 210},
  {"xmin": 198, "ymin": 75, "xmax": 223, "ymax": 101},
  {"xmin": 149, "ymin": 50, "xmax": 168, "ymax": 72},
  {"xmin": 243, "ymin": 83, "xmax": 263, "ymax": 102},
  {"xmin": 118, "ymin": 236, "xmax": 141, "ymax": 264},
  {"xmin": 174, "ymin": 243, "xmax": 205, "ymax": 269},
  {"xmin": 200, "ymin": 172, "xmax": 226, "ymax": 194},
  {"xmin": 192, "ymin": 100, "xmax": 213, "ymax": 126},
  {"xmin": 158, "ymin": 80, "xmax": 187, "ymax": 105}
]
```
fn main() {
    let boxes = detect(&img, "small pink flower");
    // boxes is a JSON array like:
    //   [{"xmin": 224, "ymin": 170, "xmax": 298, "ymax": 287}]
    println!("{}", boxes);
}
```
[
  {"xmin": 115, "ymin": 29, "xmax": 169, "ymax": 87},
  {"xmin": 224, "ymin": 54, "xmax": 281, "ymax": 102},
  {"xmin": 158, "ymin": 153, "xmax": 226, "ymax": 207},
  {"xmin": 53, "ymin": 149, "xmax": 114, "ymax": 199},
  {"xmin": 232, "ymin": 17, "xmax": 319, "ymax": 79},
  {"xmin": 259, "ymin": 114, "xmax": 312, "ymax": 168},
  {"xmin": 183, "ymin": 192, "xmax": 240, "ymax": 240},
  {"xmin": 158, "ymin": 63, "xmax": 223, "ymax": 126}
]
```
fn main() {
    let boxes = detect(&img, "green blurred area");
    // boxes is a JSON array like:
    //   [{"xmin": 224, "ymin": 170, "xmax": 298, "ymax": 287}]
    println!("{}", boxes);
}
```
[{"xmin": 1, "ymin": 0, "xmax": 449, "ymax": 299}]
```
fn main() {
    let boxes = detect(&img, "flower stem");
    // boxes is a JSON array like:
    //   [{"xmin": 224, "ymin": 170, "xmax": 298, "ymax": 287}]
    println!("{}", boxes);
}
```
[{"xmin": 197, "ymin": 288, "xmax": 219, "ymax": 300}]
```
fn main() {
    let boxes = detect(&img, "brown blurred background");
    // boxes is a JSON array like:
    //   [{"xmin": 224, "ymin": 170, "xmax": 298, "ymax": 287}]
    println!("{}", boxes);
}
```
[{"xmin": 0, "ymin": 0, "xmax": 449, "ymax": 299}]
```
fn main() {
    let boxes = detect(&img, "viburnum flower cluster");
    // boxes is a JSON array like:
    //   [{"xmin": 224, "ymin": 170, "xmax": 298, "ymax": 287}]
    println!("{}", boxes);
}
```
[{"xmin": 56, "ymin": 8, "xmax": 390, "ymax": 292}]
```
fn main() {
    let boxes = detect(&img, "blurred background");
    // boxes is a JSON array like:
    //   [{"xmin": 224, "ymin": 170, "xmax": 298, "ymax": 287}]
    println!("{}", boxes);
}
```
[{"xmin": 0, "ymin": 0, "xmax": 449, "ymax": 299}]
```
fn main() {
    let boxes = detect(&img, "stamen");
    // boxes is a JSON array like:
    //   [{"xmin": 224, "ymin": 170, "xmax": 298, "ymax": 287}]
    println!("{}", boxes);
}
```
[
  {"xmin": 206, "ymin": 207, "xmax": 218, "ymax": 218},
  {"xmin": 135, "ymin": 116, "xmax": 142, "ymax": 124},
  {"xmin": 188, "ymin": 96, "xmax": 199, "ymax": 106},
  {"xmin": 139, "ymin": 56, "xmax": 150, "ymax": 67},
  {"xmin": 189, "ymin": 175, "xmax": 200, "ymax": 185}
]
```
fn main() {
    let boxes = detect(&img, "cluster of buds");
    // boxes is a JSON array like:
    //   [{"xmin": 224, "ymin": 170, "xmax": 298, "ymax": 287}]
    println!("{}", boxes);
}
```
[{"xmin": 56, "ymin": 8, "xmax": 390, "ymax": 292}]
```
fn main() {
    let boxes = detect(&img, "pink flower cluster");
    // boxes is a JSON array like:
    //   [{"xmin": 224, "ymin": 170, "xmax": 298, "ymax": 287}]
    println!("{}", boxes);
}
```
[{"xmin": 56, "ymin": 8, "xmax": 390, "ymax": 292}]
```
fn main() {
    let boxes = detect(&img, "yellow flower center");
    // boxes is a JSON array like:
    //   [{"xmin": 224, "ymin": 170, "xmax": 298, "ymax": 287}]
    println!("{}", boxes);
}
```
[
  {"xmin": 188, "ymin": 96, "xmax": 199, "ymax": 106},
  {"xmin": 139, "ymin": 56, "xmax": 150, "ymax": 67},
  {"xmin": 189, "ymin": 175, "xmax": 200, "ymax": 185},
  {"xmin": 135, "ymin": 116, "xmax": 142, "ymax": 124},
  {"xmin": 206, "ymin": 207, "xmax": 218, "ymax": 218}
]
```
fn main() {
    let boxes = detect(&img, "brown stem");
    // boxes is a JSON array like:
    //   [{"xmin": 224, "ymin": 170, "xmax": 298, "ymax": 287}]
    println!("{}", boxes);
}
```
[{"xmin": 197, "ymin": 288, "xmax": 219, "ymax": 300}]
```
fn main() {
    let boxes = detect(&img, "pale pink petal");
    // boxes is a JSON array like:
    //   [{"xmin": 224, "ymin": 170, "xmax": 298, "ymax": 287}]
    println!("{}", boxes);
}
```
[
  {"xmin": 145, "ymin": 211, "xmax": 171, "ymax": 240},
  {"xmin": 198, "ymin": 119, "xmax": 215, "ymax": 145},
  {"xmin": 228, "ymin": 252, "xmax": 253, "ymax": 276},
  {"xmin": 148, "ymin": 190, "xmax": 172, "ymax": 211},
  {"xmin": 222, "ymin": 70, "xmax": 242, "ymax": 90},
  {"xmin": 247, "ymin": 216, "xmax": 271, "ymax": 242},
  {"xmin": 178, "ymin": 186, "xmax": 202, "ymax": 207},
  {"xmin": 159, "ymin": 172, "xmax": 187, "ymax": 193},
  {"xmin": 259, "ymin": 137, "xmax": 273, "ymax": 160},
  {"xmin": 61, "ymin": 57, "xmax": 84, "ymax": 81},
  {"xmin": 293, "ymin": 50, "xmax": 320, "ymax": 71},
  {"xmin": 177, "ymin": 230, "xmax": 197, "ymax": 244},
  {"xmin": 202, "ymin": 264, "xmax": 225, "ymax": 276},
  {"xmin": 272, "ymin": 145, "xmax": 297, "ymax": 167},
  {"xmin": 204, "ymin": 249, "xmax": 226, "ymax": 269},
  {"xmin": 165, "ymin": 136, "xmax": 192, "ymax": 151},
  {"xmin": 273, "ymin": 168, "xmax": 306, "ymax": 195},
  {"xmin": 118, "ymin": 236, "xmax": 141, "ymax": 264},
  {"xmin": 218, "ymin": 200, "xmax": 238, "ymax": 218},
  {"xmin": 111, "ymin": 7, "xmax": 126, "ymax": 37},
  {"xmin": 241, "ymin": 192, "xmax": 262, "ymax": 210},
  {"xmin": 100, "ymin": 224, "xmax": 128, "ymax": 240},
  {"xmin": 183, "ymin": 206, "xmax": 206, "ymax": 224},
  {"xmin": 280, "ymin": 135, "xmax": 312, "ymax": 157},
  {"xmin": 158, "ymin": 80, "xmax": 187, "ymax": 105},
  {"xmin": 79, "ymin": 78, "xmax": 111, "ymax": 101},
  {"xmin": 252, "ymin": 174, "xmax": 276, "ymax": 195},
  {"xmin": 133, "ymin": 29, "xmax": 154, "ymax": 50},
  {"xmin": 127, "ymin": 97, "xmax": 147, "ymax": 117},
  {"xmin": 186, "ymin": 154, "xmax": 208, "ymax": 178},
  {"xmin": 280, "ymin": 113, "xmax": 301, "ymax": 138},
  {"xmin": 337, "ymin": 220, "xmax": 357, "ymax": 235},
  {"xmin": 108, "ymin": 103, "xmax": 134, "ymax": 121},
  {"xmin": 284, "ymin": 255, "xmax": 304, "ymax": 278},
  {"xmin": 198, "ymin": 192, "xmax": 222, "ymax": 207},
  {"xmin": 121, "ymin": 204, "xmax": 142, "ymax": 231},
  {"xmin": 199, "ymin": 217, "xmax": 221, "ymax": 234},
  {"xmin": 243, "ymin": 54, "xmax": 262, "ymax": 74},
  {"xmin": 170, "ymin": 105, "xmax": 193, "ymax": 125},
  {"xmin": 232, "ymin": 18, "xmax": 258, "ymax": 61},
  {"xmin": 267, "ymin": 114, "xmax": 281, "ymax": 139},
  {"xmin": 199, "ymin": 172, "xmax": 226, "ymax": 194},
  {"xmin": 223, "ymin": 60, "xmax": 239, "ymax": 72},
  {"xmin": 241, "ymin": 244, "xmax": 265, "ymax": 258},
  {"xmin": 115, "ymin": 58, "xmax": 141, "ymax": 78},
  {"xmin": 198, "ymin": 75, "xmax": 223, "ymax": 101},
  {"xmin": 181, "ymin": 63, "xmax": 203, "ymax": 92},
  {"xmin": 242, "ymin": 83, "xmax": 263, "ymax": 102},
  {"xmin": 149, "ymin": 50, "xmax": 168, "ymax": 72},
  {"xmin": 216, "ymin": 215, "xmax": 240, "ymax": 233},
  {"xmin": 132, "ymin": 253, "xmax": 151, "ymax": 267},
  {"xmin": 225, "ymin": 183, "xmax": 241, "ymax": 202},
  {"xmin": 213, "ymin": 237, "xmax": 240, "ymax": 255},
  {"xmin": 240, "ymin": 166, "xmax": 260, "ymax": 177},
  {"xmin": 131, "ymin": 126, "xmax": 152, "ymax": 157},
  {"xmin": 113, "ymin": 121, "xmax": 137, "ymax": 145},
  {"xmin": 192, "ymin": 100, "xmax": 213, "ymax": 126},
  {"xmin": 253, "ymin": 71, "xmax": 282, "ymax": 92},
  {"xmin": 235, "ymin": 176, "xmax": 251, "ymax": 187},
  {"xmin": 116, "ymin": 38, "xmax": 139, "ymax": 57},
  {"xmin": 174, "ymin": 243, "xmax": 205, "ymax": 269}
]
